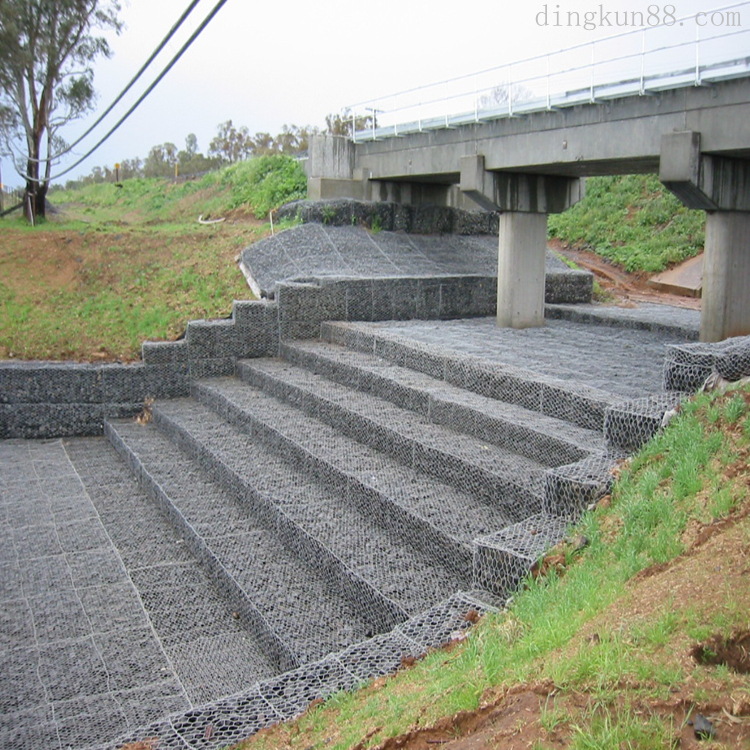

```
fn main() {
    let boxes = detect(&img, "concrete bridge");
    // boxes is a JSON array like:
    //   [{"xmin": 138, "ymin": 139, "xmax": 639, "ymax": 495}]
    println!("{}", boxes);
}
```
[{"xmin": 307, "ymin": 74, "xmax": 750, "ymax": 342}]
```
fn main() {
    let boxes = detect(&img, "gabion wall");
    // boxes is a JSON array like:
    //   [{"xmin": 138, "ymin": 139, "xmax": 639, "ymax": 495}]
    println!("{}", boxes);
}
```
[
  {"xmin": 6, "ymin": 209, "xmax": 748, "ymax": 750},
  {"xmin": 0, "ymin": 260, "xmax": 590, "ymax": 440}
]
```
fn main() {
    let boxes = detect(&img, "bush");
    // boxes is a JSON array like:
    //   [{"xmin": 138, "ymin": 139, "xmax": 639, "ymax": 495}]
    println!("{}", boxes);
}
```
[{"xmin": 221, "ymin": 154, "xmax": 307, "ymax": 218}]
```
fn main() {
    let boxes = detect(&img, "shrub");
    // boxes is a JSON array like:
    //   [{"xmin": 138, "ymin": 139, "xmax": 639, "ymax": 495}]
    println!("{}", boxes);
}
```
[{"xmin": 221, "ymin": 154, "xmax": 307, "ymax": 218}]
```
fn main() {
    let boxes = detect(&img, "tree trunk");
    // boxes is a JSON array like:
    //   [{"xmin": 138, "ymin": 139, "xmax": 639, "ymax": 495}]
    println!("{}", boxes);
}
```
[
  {"xmin": 35, "ymin": 183, "xmax": 47, "ymax": 218},
  {"xmin": 23, "ymin": 182, "xmax": 36, "ymax": 223},
  {"xmin": 24, "ymin": 130, "xmax": 45, "ymax": 221}
]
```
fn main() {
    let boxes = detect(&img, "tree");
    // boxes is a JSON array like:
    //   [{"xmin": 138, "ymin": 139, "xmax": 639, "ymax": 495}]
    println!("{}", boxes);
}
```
[
  {"xmin": 324, "ymin": 109, "xmax": 373, "ymax": 138},
  {"xmin": 208, "ymin": 120, "xmax": 253, "ymax": 164},
  {"xmin": 143, "ymin": 142, "xmax": 178, "ymax": 178},
  {"xmin": 177, "ymin": 133, "xmax": 216, "ymax": 175},
  {"xmin": 0, "ymin": 0, "xmax": 122, "ymax": 220}
]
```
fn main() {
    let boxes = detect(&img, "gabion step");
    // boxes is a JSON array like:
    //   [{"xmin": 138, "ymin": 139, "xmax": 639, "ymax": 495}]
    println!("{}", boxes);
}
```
[
  {"xmin": 237, "ymin": 358, "xmax": 547, "ymax": 521},
  {"xmin": 151, "ymin": 397, "xmax": 467, "ymax": 621},
  {"xmin": 193, "ymin": 376, "xmax": 515, "ymax": 576},
  {"xmin": 106, "ymin": 418, "xmax": 377, "ymax": 670},
  {"xmin": 605, "ymin": 392, "xmax": 686, "ymax": 452},
  {"xmin": 320, "ymin": 321, "xmax": 617, "ymax": 431},
  {"xmin": 281, "ymin": 339, "xmax": 607, "ymax": 465},
  {"xmin": 473, "ymin": 513, "xmax": 571, "ymax": 598},
  {"xmin": 63, "ymin": 437, "xmax": 279, "ymax": 707},
  {"xmin": 107, "ymin": 589, "xmax": 502, "ymax": 750}
]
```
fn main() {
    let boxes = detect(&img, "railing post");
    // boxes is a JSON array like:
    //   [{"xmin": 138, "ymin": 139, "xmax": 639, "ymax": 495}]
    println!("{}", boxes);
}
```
[
  {"xmin": 474, "ymin": 72, "xmax": 479, "ymax": 122},
  {"xmin": 640, "ymin": 28, "xmax": 646, "ymax": 95},
  {"xmin": 546, "ymin": 54, "xmax": 551, "ymax": 110},
  {"xmin": 695, "ymin": 21, "xmax": 701, "ymax": 86},
  {"xmin": 590, "ymin": 41, "xmax": 596, "ymax": 103}
]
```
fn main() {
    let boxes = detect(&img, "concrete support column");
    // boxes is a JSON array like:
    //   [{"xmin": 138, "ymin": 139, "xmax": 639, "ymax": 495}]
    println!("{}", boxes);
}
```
[
  {"xmin": 496, "ymin": 212, "xmax": 548, "ymax": 328},
  {"xmin": 459, "ymin": 156, "xmax": 583, "ymax": 329},
  {"xmin": 701, "ymin": 211, "xmax": 750, "ymax": 342}
]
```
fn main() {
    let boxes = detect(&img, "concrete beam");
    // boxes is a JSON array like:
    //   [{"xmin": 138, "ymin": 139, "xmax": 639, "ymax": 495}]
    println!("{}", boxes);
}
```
[
  {"xmin": 460, "ymin": 155, "xmax": 583, "ymax": 213},
  {"xmin": 496, "ymin": 212, "xmax": 547, "ymax": 328},
  {"xmin": 660, "ymin": 131, "xmax": 750, "ymax": 211},
  {"xmin": 701, "ymin": 211, "xmax": 750, "ymax": 342},
  {"xmin": 307, "ymin": 177, "xmax": 366, "ymax": 201},
  {"xmin": 353, "ymin": 79, "xmax": 750, "ymax": 182}
]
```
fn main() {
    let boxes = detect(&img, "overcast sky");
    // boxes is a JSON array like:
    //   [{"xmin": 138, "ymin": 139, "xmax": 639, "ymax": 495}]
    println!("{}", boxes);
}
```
[{"xmin": 1, "ymin": 0, "xmax": 743, "ymax": 188}]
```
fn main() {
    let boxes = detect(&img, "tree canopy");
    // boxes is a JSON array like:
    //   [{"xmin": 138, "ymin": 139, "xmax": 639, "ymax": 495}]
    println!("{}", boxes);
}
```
[{"xmin": 0, "ymin": 0, "xmax": 122, "ymax": 219}]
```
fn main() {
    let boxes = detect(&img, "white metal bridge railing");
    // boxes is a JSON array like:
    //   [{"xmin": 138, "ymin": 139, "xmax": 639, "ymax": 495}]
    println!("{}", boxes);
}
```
[{"xmin": 345, "ymin": 1, "xmax": 750, "ymax": 143}]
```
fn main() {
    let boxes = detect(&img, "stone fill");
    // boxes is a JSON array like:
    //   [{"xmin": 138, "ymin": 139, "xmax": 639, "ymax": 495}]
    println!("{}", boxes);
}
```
[
  {"xmin": 240, "ymin": 223, "xmax": 589, "ymax": 298},
  {"xmin": 2, "ymin": 304, "xmax": 730, "ymax": 749}
]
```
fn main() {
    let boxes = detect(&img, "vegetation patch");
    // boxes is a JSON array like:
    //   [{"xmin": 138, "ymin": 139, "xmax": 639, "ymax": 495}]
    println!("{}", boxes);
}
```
[
  {"xmin": 238, "ymin": 385, "xmax": 750, "ymax": 750},
  {"xmin": 0, "ymin": 155, "xmax": 313, "ymax": 362},
  {"xmin": 220, "ymin": 154, "xmax": 307, "ymax": 218},
  {"xmin": 548, "ymin": 174, "xmax": 705, "ymax": 273},
  {"xmin": 0, "ymin": 219, "xmax": 259, "ymax": 361}
]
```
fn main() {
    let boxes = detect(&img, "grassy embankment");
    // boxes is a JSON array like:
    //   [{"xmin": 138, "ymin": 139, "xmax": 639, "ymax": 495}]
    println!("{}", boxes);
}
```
[
  {"xmin": 239, "ymin": 385, "xmax": 750, "ymax": 750},
  {"xmin": 0, "ymin": 156, "xmax": 305, "ymax": 361},
  {"xmin": 548, "ymin": 173, "xmax": 705, "ymax": 273}
]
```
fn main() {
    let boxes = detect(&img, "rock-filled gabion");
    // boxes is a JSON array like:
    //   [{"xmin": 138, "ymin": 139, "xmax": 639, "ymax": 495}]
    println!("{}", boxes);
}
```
[
  {"xmin": 4, "ymin": 215, "xmax": 736, "ymax": 750},
  {"xmin": 2, "ymin": 300, "xmax": 714, "ymax": 750},
  {"xmin": 664, "ymin": 334, "xmax": 750, "ymax": 392}
]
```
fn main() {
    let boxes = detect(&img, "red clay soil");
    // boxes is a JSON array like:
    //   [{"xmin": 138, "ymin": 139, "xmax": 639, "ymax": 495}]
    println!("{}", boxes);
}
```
[{"xmin": 551, "ymin": 240, "xmax": 702, "ymax": 311}]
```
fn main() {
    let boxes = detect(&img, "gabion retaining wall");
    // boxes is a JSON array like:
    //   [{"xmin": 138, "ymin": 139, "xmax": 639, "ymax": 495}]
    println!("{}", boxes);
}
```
[
  {"xmin": 241, "ymin": 222, "xmax": 593, "ymax": 302},
  {"xmin": 0, "ymin": 300, "xmax": 278, "ymax": 439},
  {"xmin": 1, "ymin": 268, "xmax": 590, "ymax": 440}
]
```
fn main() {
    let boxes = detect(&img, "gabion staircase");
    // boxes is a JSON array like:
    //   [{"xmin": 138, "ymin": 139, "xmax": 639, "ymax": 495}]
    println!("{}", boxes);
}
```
[{"xmin": 98, "ymin": 319, "xmax": 617, "ymax": 749}]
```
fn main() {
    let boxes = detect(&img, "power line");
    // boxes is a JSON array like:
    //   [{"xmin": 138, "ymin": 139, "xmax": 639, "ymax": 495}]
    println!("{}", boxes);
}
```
[
  {"xmin": 25, "ymin": 0, "xmax": 204, "ymax": 167},
  {"xmin": 19, "ymin": 0, "xmax": 230, "ymax": 184}
]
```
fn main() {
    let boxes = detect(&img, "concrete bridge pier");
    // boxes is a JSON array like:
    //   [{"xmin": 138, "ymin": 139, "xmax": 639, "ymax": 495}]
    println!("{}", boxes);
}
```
[
  {"xmin": 702, "ymin": 211, "xmax": 750, "ymax": 342},
  {"xmin": 460, "ymin": 156, "xmax": 584, "ymax": 328},
  {"xmin": 660, "ymin": 131, "xmax": 750, "ymax": 342}
]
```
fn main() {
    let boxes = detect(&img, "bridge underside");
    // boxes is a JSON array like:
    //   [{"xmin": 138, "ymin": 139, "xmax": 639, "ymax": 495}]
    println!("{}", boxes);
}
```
[{"xmin": 307, "ymin": 79, "xmax": 750, "ymax": 342}]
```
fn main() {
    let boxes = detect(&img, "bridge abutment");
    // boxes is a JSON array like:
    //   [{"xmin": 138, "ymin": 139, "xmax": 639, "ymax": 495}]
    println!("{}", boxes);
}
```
[{"xmin": 660, "ymin": 131, "xmax": 750, "ymax": 342}]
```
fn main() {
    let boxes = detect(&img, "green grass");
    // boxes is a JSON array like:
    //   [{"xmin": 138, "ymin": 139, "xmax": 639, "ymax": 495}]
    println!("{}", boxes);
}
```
[
  {"xmin": 569, "ymin": 703, "xmax": 680, "ymax": 749},
  {"xmin": 548, "ymin": 174, "xmax": 705, "ymax": 272},
  {"xmin": 50, "ymin": 154, "xmax": 307, "ymax": 223},
  {"xmin": 1, "ymin": 156, "xmax": 310, "ymax": 361},
  {"xmin": 0, "ymin": 222, "xmax": 261, "ymax": 360},
  {"xmin": 240, "ymin": 385, "xmax": 750, "ymax": 750}
]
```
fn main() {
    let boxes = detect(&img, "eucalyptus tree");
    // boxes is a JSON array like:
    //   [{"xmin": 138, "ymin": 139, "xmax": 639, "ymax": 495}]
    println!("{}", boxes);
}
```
[{"xmin": 0, "ymin": 0, "xmax": 122, "ymax": 219}]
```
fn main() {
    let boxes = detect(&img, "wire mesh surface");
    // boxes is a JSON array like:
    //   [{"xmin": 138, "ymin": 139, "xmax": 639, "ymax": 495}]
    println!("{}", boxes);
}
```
[
  {"xmin": 241, "ymin": 223, "xmax": 584, "ymax": 297},
  {"xmin": 2, "ymin": 299, "xmax": 732, "ymax": 750}
]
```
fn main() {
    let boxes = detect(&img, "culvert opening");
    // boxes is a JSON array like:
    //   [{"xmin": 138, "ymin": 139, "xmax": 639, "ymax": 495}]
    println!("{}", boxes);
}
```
[{"xmin": 691, "ymin": 631, "xmax": 750, "ymax": 674}]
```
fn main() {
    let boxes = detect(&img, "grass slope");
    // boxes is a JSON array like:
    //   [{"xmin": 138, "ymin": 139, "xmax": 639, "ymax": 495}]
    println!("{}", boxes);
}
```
[
  {"xmin": 240, "ymin": 385, "xmax": 750, "ymax": 750},
  {"xmin": 0, "ymin": 156, "xmax": 306, "ymax": 361},
  {"xmin": 548, "ymin": 174, "xmax": 706, "ymax": 273}
]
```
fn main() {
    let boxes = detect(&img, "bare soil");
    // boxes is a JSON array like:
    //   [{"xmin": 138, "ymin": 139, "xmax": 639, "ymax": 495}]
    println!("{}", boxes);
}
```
[{"xmin": 551, "ymin": 240, "xmax": 702, "ymax": 311}]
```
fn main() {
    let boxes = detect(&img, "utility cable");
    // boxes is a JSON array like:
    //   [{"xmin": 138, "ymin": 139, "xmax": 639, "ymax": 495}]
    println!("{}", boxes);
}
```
[
  {"xmin": 18, "ymin": 0, "xmax": 230, "ymax": 184},
  {"xmin": 24, "ymin": 0, "xmax": 204, "ymax": 166}
]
